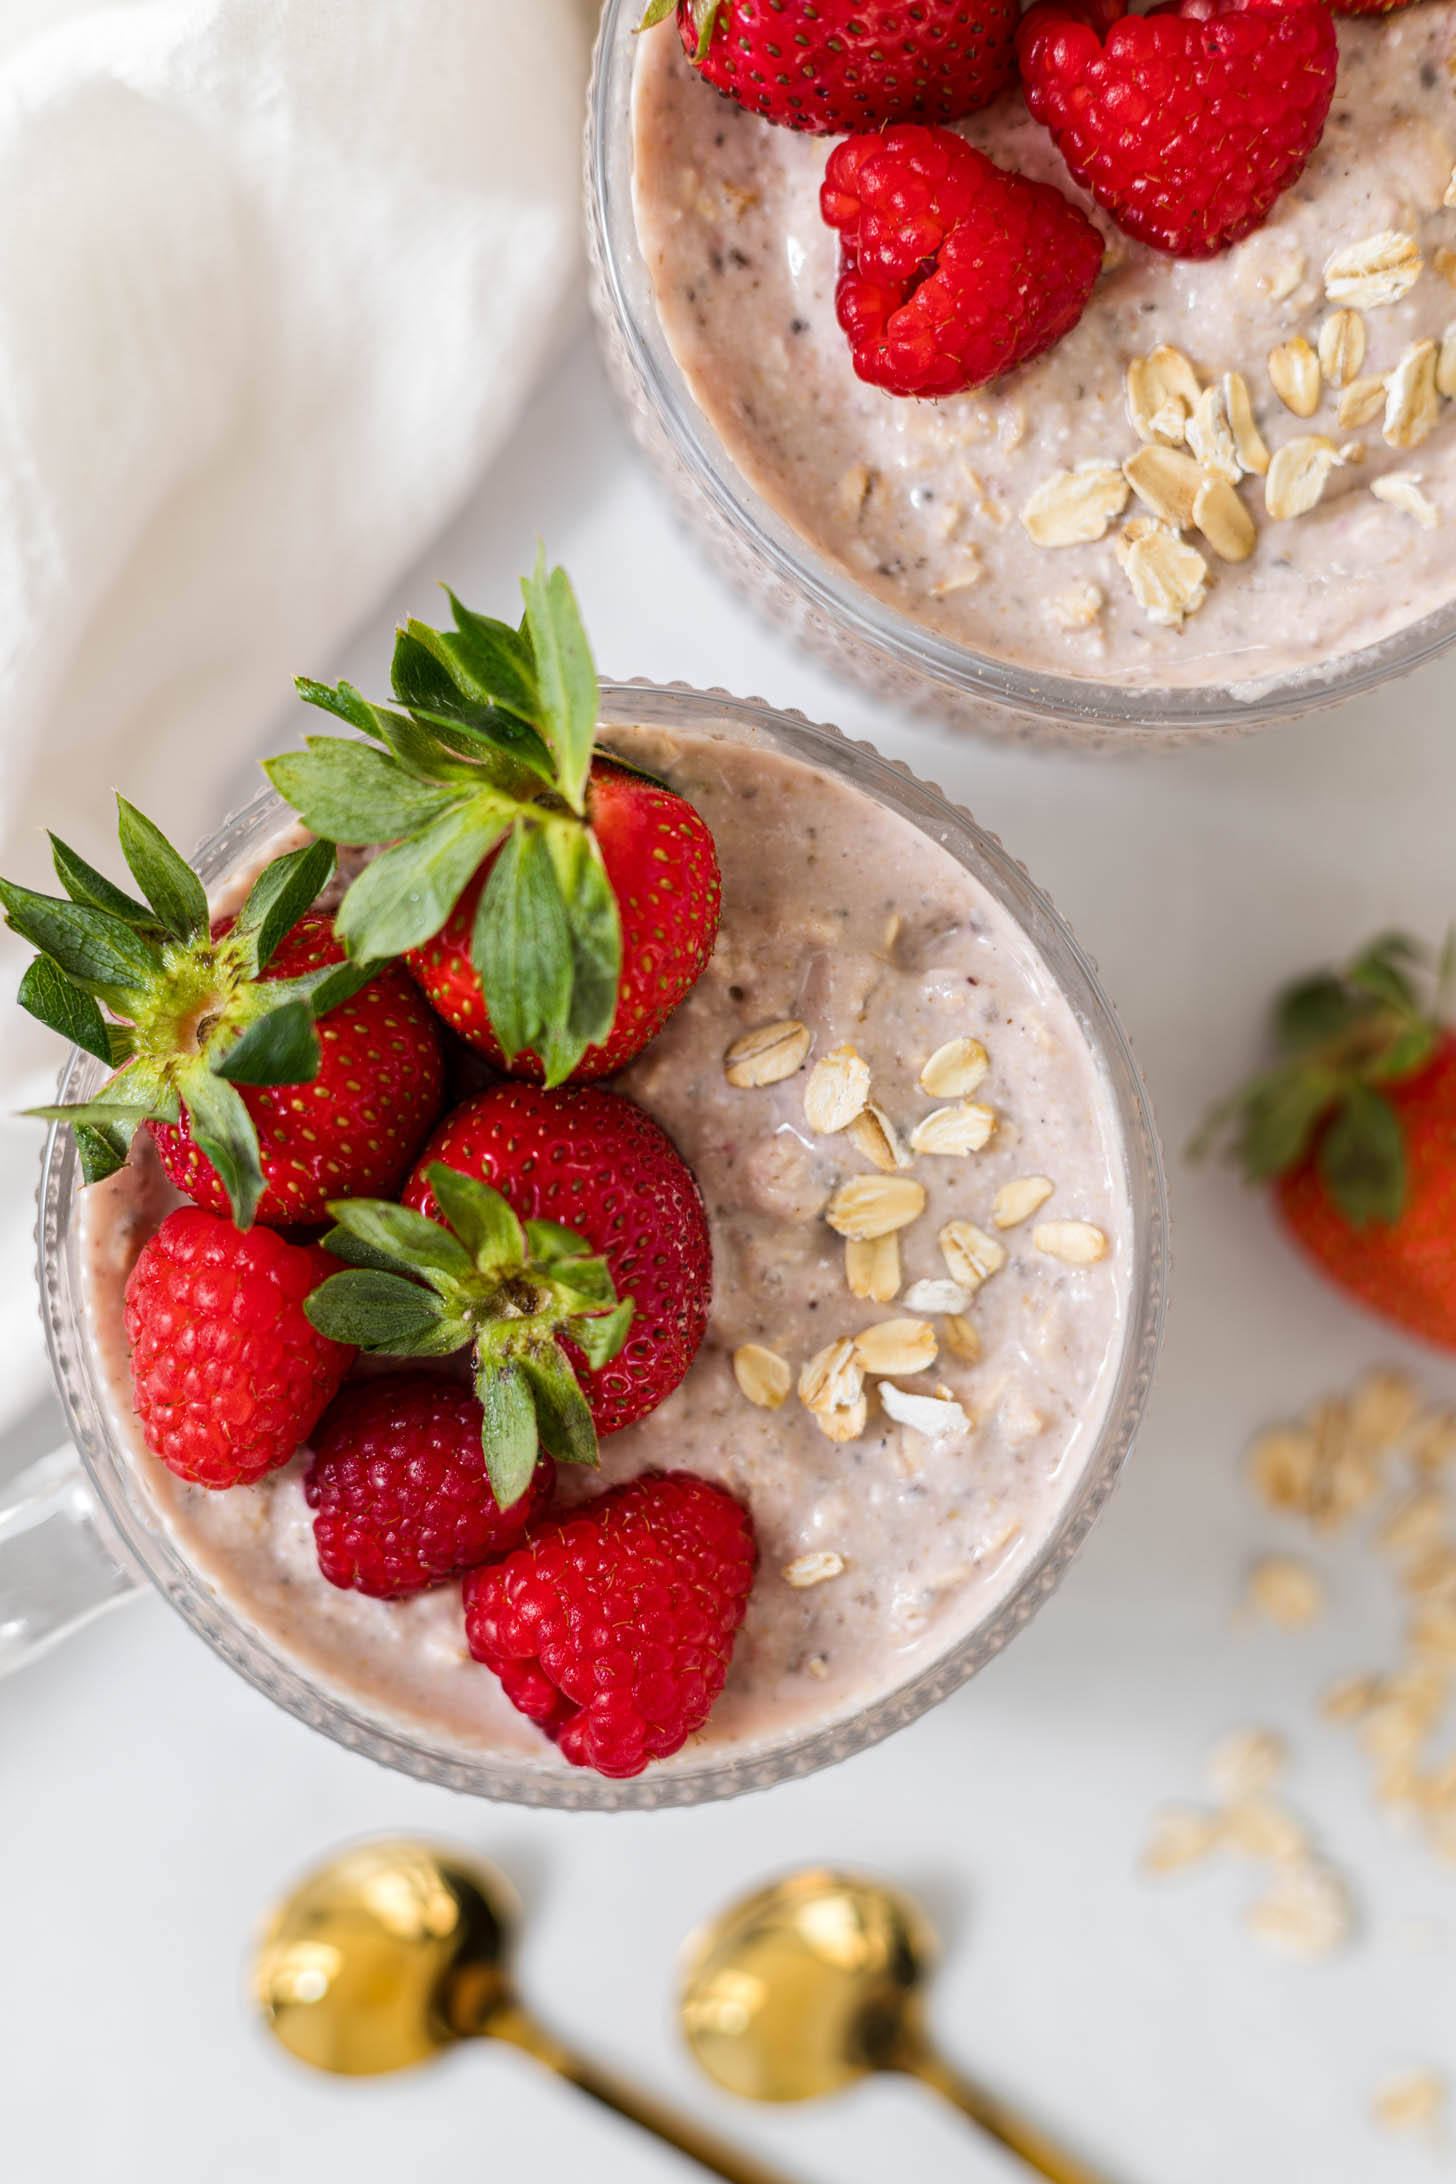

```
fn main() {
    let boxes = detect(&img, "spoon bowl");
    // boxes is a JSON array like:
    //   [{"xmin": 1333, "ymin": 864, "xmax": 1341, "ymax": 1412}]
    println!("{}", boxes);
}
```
[
  {"xmin": 680, "ymin": 1868, "xmax": 935, "ymax": 2102},
  {"xmin": 254, "ymin": 1837, "xmax": 515, "ymax": 2075}
]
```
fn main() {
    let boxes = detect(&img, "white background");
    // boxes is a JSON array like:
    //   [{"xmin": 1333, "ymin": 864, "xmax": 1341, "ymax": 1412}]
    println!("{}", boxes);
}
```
[{"xmin": 5, "ymin": 331, "xmax": 1456, "ymax": 2184}]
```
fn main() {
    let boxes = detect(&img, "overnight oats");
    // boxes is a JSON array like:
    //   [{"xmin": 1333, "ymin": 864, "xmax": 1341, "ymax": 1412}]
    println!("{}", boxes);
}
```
[
  {"xmin": 603, "ymin": 0, "xmax": 1456, "ymax": 722},
  {"xmin": 16, "ymin": 567, "xmax": 1164, "ymax": 1799}
]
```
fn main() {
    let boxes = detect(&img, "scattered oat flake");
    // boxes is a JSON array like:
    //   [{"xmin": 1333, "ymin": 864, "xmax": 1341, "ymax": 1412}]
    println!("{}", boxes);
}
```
[
  {"xmin": 919, "ymin": 1037, "xmax": 989, "ymax": 1099},
  {"xmin": 1323, "ymin": 230, "xmax": 1423, "ymax": 309},
  {"xmin": 1409, "ymin": 1409, "xmax": 1456, "ymax": 1470},
  {"xmin": 1245, "ymin": 1859, "xmax": 1353, "ymax": 1957},
  {"xmin": 879, "ymin": 1382, "xmax": 972, "ymax": 1438},
  {"xmin": 725, "ymin": 1020, "xmax": 810, "ymax": 1088},
  {"xmin": 1223, "ymin": 1795, "xmax": 1310, "ymax": 1864},
  {"xmin": 1383, "ymin": 340, "xmax": 1440, "ymax": 450},
  {"xmin": 1114, "ymin": 517, "xmax": 1208, "ymax": 627},
  {"xmin": 993, "ymin": 1175, "xmax": 1055, "ymax": 1229},
  {"xmin": 942, "ymin": 1313, "xmax": 982, "ymax": 1363},
  {"xmin": 1033, "ymin": 1219, "xmax": 1107, "ymax": 1265},
  {"xmin": 909, "ymin": 1101, "xmax": 996, "ymax": 1157},
  {"xmin": 1378, "ymin": 1490, "xmax": 1449, "ymax": 1558},
  {"xmin": 847, "ymin": 1103, "xmax": 909, "ymax": 1173},
  {"xmin": 902, "ymin": 1277, "xmax": 970, "ymax": 1315},
  {"xmin": 1247, "ymin": 1422, "xmax": 1319, "ymax": 1514},
  {"xmin": 939, "ymin": 1220, "xmax": 1008, "ymax": 1291},
  {"xmin": 1186, "ymin": 382, "xmax": 1243, "ymax": 482},
  {"xmin": 1321, "ymin": 1673, "xmax": 1382, "ymax": 1723},
  {"xmin": 783, "ymin": 1551, "xmax": 846, "ymax": 1590},
  {"xmin": 845, "ymin": 1232, "xmax": 900, "ymax": 1304},
  {"xmin": 798, "ymin": 1338, "xmax": 867, "ymax": 1443},
  {"xmin": 930, "ymin": 555, "xmax": 983, "ymax": 597},
  {"xmin": 826, "ymin": 1173, "xmax": 926, "ymax": 1241},
  {"xmin": 1193, "ymin": 474, "xmax": 1256, "ymax": 563},
  {"xmin": 732, "ymin": 1344, "xmax": 790, "ymax": 1410},
  {"xmin": 1045, "ymin": 583, "xmax": 1104, "ymax": 632},
  {"xmin": 852, "ymin": 1317, "xmax": 938, "ymax": 1378},
  {"xmin": 1020, "ymin": 463, "xmax": 1129, "ymax": 547},
  {"xmin": 1223, "ymin": 371, "xmax": 1271, "ymax": 476},
  {"xmin": 1336, "ymin": 374, "xmax": 1386, "ymax": 430},
  {"xmin": 1142, "ymin": 1804, "xmax": 1223, "ymax": 1874},
  {"xmin": 803, "ymin": 1043, "xmax": 871, "ymax": 1135},
  {"xmin": 836, "ymin": 464, "xmax": 872, "ymax": 520},
  {"xmin": 1247, "ymin": 1555, "xmax": 1325, "ymax": 1629},
  {"xmin": 1126, "ymin": 345, "xmax": 1201, "ymax": 443},
  {"xmin": 1265, "ymin": 436, "xmax": 1341, "ymax": 521},
  {"xmin": 1268, "ymin": 335, "xmax": 1321, "ymax": 418},
  {"xmin": 1437, "ymin": 322, "xmax": 1456, "ymax": 401},
  {"xmin": 1373, "ymin": 2068, "xmax": 1447, "ymax": 2138},
  {"xmin": 1209, "ymin": 1727, "xmax": 1286, "ymax": 1802},
  {"xmin": 1317, "ymin": 307, "xmax": 1366, "ymax": 387},
  {"xmin": 1123, "ymin": 442, "xmax": 1203, "ymax": 527},
  {"xmin": 1437, "ymin": 245, "xmax": 1456, "ymax": 288},
  {"xmin": 1371, "ymin": 473, "xmax": 1440, "ymax": 532}
]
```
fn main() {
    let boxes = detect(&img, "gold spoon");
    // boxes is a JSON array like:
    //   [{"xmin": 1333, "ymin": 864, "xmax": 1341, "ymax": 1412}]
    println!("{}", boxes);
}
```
[
  {"xmin": 253, "ymin": 1836, "xmax": 799, "ymax": 2184},
  {"xmin": 680, "ymin": 1869, "xmax": 1116, "ymax": 2184}
]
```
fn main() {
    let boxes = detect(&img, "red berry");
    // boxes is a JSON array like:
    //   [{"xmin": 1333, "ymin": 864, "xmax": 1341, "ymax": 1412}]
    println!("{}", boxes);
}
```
[
  {"xmin": 304, "ymin": 1375, "xmax": 555, "ymax": 1598},
  {"xmin": 1017, "ymin": 0, "xmax": 1337, "ymax": 259},
  {"xmin": 403, "ymin": 1084, "xmax": 713, "ymax": 1435},
  {"xmin": 405, "ymin": 760, "xmax": 721, "ymax": 1082},
  {"xmin": 1277, "ymin": 1034, "xmax": 1456, "ymax": 1354},
  {"xmin": 150, "ymin": 915, "xmax": 445, "ymax": 1226},
  {"xmin": 672, "ymin": 0, "xmax": 1018, "ymax": 134},
  {"xmin": 463, "ymin": 1470, "xmax": 756, "ymax": 1777},
  {"xmin": 124, "ymin": 1207, "xmax": 353, "ymax": 1488},
  {"xmin": 821, "ymin": 125, "xmax": 1104, "ymax": 398}
]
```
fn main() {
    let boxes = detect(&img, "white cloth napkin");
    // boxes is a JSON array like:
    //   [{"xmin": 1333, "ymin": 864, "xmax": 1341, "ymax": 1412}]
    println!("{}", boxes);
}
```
[{"xmin": 0, "ymin": 0, "xmax": 592, "ymax": 1437}]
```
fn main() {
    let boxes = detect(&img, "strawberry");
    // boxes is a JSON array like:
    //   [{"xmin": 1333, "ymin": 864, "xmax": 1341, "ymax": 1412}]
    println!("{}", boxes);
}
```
[
  {"xmin": 304, "ymin": 1084, "xmax": 713, "ymax": 1509},
  {"xmin": 1017, "ymin": 0, "xmax": 1338, "ymax": 259},
  {"xmin": 266, "ymin": 552, "xmax": 722, "ymax": 1086},
  {"xmin": 124, "ymin": 1207, "xmax": 354, "ymax": 1487},
  {"xmin": 404, "ymin": 757, "xmax": 721, "ymax": 1080},
  {"xmin": 462, "ymin": 1470, "xmax": 756, "ymax": 1777},
  {"xmin": 3, "ymin": 816, "xmax": 443, "ymax": 1227},
  {"xmin": 640, "ymin": 0, "xmax": 1019, "ymax": 135},
  {"xmin": 820, "ymin": 125, "xmax": 1104, "ymax": 398},
  {"xmin": 1196, "ymin": 932, "xmax": 1456, "ymax": 1351}
]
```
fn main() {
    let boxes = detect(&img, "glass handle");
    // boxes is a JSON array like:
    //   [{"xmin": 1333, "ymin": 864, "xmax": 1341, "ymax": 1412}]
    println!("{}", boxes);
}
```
[{"xmin": 0, "ymin": 1445, "xmax": 145, "ymax": 1676}]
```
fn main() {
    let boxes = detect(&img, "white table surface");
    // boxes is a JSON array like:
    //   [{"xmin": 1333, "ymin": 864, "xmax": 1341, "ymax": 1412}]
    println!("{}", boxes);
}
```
[{"xmin": 6, "ymin": 326, "xmax": 1456, "ymax": 2184}]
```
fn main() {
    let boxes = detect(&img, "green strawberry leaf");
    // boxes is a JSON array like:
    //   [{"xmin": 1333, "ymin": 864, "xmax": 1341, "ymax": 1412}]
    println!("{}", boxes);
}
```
[
  {"xmin": 524, "ymin": 1217, "xmax": 592, "ymax": 1261},
  {"xmin": 324, "ymin": 1196, "xmax": 478, "ymax": 1292},
  {"xmin": 264, "ymin": 742, "xmax": 465, "ymax": 845},
  {"xmin": 74, "ymin": 1120, "xmax": 132, "ymax": 1186},
  {"xmin": 566, "ymin": 1297, "xmax": 634, "ymax": 1370},
  {"xmin": 473, "ymin": 1349, "xmax": 542, "ymax": 1508},
  {"xmin": 635, "ymin": 0, "xmax": 677, "ymax": 28},
  {"xmin": 177, "ymin": 1063, "xmax": 265, "ymax": 1229},
  {"xmin": 115, "ymin": 799, "xmax": 209, "ymax": 943},
  {"xmin": 548, "ymin": 1254, "xmax": 619, "ymax": 1312},
  {"xmin": 1274, "ymin": 974, "xmax": 1365, "ymax": 1056},
  {"xmin": 18, "ymin": 956, "xmax": 115, "ymax": 1065},
  {"xmin": 1317, "ymin": 1083, "xmax": 1406, "ymax": 1227},
  {"xmin": 520, "ymin": 548, "xmax": 597, "ymax": 817},
  {"xmin": 541, "ymin": 817, "xmax": 620, "ymax": 1075},
  {"xmin": 518, "ymin": 1341, "xmax": 599, "ymax": 1469},
  {"xmin": 439, "ymin": 594, "xmax": 540, "ymax": 723},
  {"xmin": 688, "ymin": 0, "xmax": 721, "ymax": 58},
  {"xmin": 299, "ymin": 957, "xmax": 382, "ymax": 1017},
  {"xmin": 0, "ymin": 881, "xmax": 162, "ymax": 995},
  {"xmin": 334, "ymin": 798, "xmax": 508, "ymax": 963},
  {"xmin": 472, "ymin": 821, "xmax": 572, "ymax": 1070},
  {"xmin": 1238, "ymin": 1064, "xmax": 1345, "ymax": 1181},
  {"xmin": 424, "ymin": 1163, "xmax": 526, "ymax": 1275},
  {"xmin": 233, "ymin": 837, "xmax": 336, "ymax": 972},
  {"xmin": 26, "ymin": 1091, "xmax": 160, "ymax": 1130},
  {"xmin": 212, "ymin": 999, "xmax": 322, "ymax": 1088},
  {"xmin": 294, "ymin": 677, "xmax": 396, "ymax": 739},
  {"xmin": 305, "ymin": 1267, "xmax": 470, "ymax": 1353},
  {"xmin": 1368, "ymin": 1021, "xmax": 1438, "ymax": 1084},
  {"xmin": 48, "ymin": 834, "xmax": 156, "ymax": 928}
]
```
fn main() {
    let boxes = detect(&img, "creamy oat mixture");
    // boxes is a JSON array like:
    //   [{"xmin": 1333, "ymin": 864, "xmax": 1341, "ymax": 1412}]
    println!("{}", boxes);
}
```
[
  {"xmin": 632, "ymin": 17, "xmax": 1456, "ymax": 690},
  {"xmin": 81, "ymin": 725, "xmax": 1133, "ymax": 1766}
]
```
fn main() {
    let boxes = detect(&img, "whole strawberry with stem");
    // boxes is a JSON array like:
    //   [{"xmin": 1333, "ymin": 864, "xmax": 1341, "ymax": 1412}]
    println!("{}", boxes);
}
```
[
  {"xmin": 1017, "ymin": 0, "xmax": 1337, "ymax": 259},
  {"xmin": 304, "ymin": 1375, "xmax": 555, "ymax": 1597},
  {"xmin": 821, "ymin": 125, "xmax": 1104, "ymax": 398},
  {"xmin": 2, "ymin": 815, "xmax": 443, "ymax": 1227},
  {"xmin": 266, "ymin": 552, "xmax": 722, "ymax": 1086},
  {"xmin": 306, "ymin": 1084, "xmax": 712, "ymax": 1507},
  {"xmin": 125, "ymin": 1207, "xmax": 354, "ymax": 1487},
  {"xmin": 462, "ymin": 1470, "xmax": 757, "ymax": 1777},
  {"xmin": 639, "ymin": 0, "xmax": 1019, "ymax": 134},
  {"xmin": 1196, "ymin": 931, "xmax": 1456, "ymax": 1351}
]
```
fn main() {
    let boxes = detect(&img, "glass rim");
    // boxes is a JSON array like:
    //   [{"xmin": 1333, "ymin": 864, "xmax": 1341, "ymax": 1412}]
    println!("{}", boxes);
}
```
[
  {"xmin": 585, "ymin": 0, "xmax": 1456, "ymax": 739},
  {"xmin": 36, "ymin": 679, "xmax": 1169, "ymax": 1809}
]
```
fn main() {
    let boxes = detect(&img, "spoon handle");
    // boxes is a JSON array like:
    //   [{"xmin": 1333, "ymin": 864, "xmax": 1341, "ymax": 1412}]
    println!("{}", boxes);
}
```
[
  {"xmin": 486, "ymin": 2001, "xmax": 804, "ymax": 2184},
  {"xmin": 904, "ymin": 2047, "xmax": 1116, "ymax": 2184}
]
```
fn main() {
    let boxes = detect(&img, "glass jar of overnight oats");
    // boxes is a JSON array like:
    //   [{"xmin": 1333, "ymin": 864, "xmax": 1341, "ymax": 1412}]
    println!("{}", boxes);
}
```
[
  {"xmin": 587, "ymin": 0, "xmax": 1456, "ymax": 748},
  {"xmin": 5, "ymin": 686, "xmax": 1167, "ymax": 1810}
]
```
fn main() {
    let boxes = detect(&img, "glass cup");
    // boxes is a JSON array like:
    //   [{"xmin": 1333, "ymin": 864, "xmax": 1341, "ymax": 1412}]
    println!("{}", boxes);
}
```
[
  {"xmin": 584, "ymin": 1, "xmax": 1456, "ymax": 751},
  {"xmin": 0, "ymin": 683, "xmax": 1168, "ymax": 1807}
]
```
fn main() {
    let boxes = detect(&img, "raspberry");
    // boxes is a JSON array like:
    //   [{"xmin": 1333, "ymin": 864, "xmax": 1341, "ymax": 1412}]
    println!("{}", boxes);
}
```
[
  {"xmin": 820, "ymin": 125, "xmax": 1104, "ymax": 399},
  {"xmin": 462, "ymin": 1471, "xmax": 757, "ymax": 1778},
  {"xmin": 1017, "ymin": 0, "xmax": 1338, "ymax": 259},
  {"xmin": 124, "ymin": 1208, "xmax": 352, "ymax": 1488},
  {"xmin": 304, "ymin": 1376, "xmax": 555, "ymax": 1598}
]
